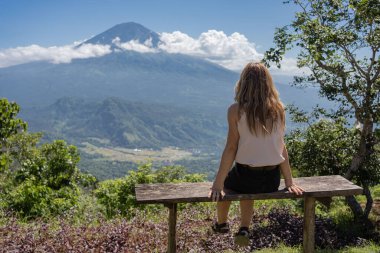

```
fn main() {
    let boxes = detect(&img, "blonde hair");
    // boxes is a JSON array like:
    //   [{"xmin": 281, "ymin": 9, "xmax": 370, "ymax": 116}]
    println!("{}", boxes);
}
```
[{"xmin": 234, "ymin": 62, "xmax": 285, "ymax": 135}]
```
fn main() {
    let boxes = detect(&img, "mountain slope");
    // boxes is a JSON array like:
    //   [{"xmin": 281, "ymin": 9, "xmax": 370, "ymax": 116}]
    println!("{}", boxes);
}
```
[
  {"xmin": 20, "ymin": 97, "xmax": 226, "ymax": 149},
  {"xmin": 0, "ymin": 49, "xmax": 238, "ymax": 117},
  {"xmin": 82, "ymin": 22, "xmax": 161, "ymax": 47}
]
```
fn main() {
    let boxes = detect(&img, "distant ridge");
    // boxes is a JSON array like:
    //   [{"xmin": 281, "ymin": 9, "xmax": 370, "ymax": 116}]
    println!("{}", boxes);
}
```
[{"xmin": 20, "ymin": 97, "xmax": 225, "ymax": 149}]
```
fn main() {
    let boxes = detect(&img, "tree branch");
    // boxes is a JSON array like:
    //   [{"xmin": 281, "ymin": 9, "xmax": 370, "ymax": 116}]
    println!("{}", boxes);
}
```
[
  {"xmin": 341, "ymin": 77, "xmax": 363, "ymax": 122},
  {"xmin": 371, "ymin": 53, "xmax": 380, "ymax": 83},
  {"xmin": 295, "ymin": 0, "xmax": 309, "ymax": 15},
  {"xmin": 367, "ymin": 20, "xmax": 380, "ymax": 82},
  {"xmin": 368, "ymin": 44, "xmax": 377, "ymax": 75},
  {"xmin": 315, "ymin": 59, "xmax": 343, "ymax": 75},
  {"xmin": 310, "ymin": 67, "xmax": 328, "ymax": 88},
  {"xmin": 339, "ymin": 44, "xmax": 368, "ymax": 79},
  {"xmin": 312, "ymin": 58, "xmax": 365, "ymax": 120}
]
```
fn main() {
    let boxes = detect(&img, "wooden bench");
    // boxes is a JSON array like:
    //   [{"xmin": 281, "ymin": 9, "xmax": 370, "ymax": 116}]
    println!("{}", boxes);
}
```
[{"xmin": 135, "ymin": 175, "xmax": 362, "ymax": 253}]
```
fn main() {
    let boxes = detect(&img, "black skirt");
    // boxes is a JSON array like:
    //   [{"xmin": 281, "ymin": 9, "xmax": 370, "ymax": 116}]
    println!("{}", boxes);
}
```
[{"xmin": 224, "ymin": 162, "xmax": 281, "ymax": 194}]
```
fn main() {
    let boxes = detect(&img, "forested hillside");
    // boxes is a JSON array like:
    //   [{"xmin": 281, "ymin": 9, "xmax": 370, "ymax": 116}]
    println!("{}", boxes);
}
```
[{"xmin": 20, "ymin": 97, "xmax": 226, "ymax": 149}]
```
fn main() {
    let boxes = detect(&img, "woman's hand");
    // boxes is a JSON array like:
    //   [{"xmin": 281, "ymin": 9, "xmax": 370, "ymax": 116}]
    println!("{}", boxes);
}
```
[
  {"xmin": 286, "ymin": 183, "xmax": 304, "ymax": 195},
  {"xmin": 208, "ymin": 187, "xmax": 225, "ymax": 202},
  {"xmin": 280, "ymin": 146, "xmax": 304, "ymax": 196}
]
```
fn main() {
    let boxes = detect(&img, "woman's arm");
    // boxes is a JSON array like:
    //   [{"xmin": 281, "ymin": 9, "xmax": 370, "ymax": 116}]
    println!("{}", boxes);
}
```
[
  {"xmin": 279, "ymin": 146, "xmax": 304, "ymax": 195},
  {"xmin": 208, "ymin": 104, "xmax": 240, "ymax": 201}
]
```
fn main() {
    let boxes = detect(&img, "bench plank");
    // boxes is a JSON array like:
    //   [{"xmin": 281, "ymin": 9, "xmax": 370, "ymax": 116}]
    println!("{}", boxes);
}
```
[{"xmin": 135, "ymin": 175, "xmax": 362, "ymax": 204}]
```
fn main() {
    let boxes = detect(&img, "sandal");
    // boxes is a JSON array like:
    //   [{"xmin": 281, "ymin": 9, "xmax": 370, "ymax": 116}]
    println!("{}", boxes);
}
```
[
  {"xmin": 234, "ymin": 227, "xmax": 250, "ymax": 246},
  {"xmin": 211, "ymin": 222, "xmax": 230, "ymax": 233}
]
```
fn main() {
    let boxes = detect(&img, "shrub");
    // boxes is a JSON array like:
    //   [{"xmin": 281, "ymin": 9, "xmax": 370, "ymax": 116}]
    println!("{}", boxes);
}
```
[
  {"xmin": 286, "ymin": 118, "xmax": 380, "ymax": 187},
  {"xmin": 3, "ymin": 140, "xmax": 85, "ymax": 218},
  {"xmin": 94, "ymin": 162, "xmax": 206, "ymax": 219}
]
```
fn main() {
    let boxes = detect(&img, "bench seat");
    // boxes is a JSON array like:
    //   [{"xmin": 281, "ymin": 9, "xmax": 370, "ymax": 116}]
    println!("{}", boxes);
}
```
[{"xmin": 135, "ymin": 175, "xmax": 362, "ymax": 253}]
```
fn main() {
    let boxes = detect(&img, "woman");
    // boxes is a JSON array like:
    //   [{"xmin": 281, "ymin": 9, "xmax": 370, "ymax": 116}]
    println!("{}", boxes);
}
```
[{"xmin": 208, "ymin": 62, "xmax": 304, "ymax": 246}]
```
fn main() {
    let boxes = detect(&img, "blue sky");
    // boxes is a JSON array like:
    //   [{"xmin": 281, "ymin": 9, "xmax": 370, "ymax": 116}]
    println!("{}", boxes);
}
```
[
  {"xmin": 0, "ymin": 0, "xmax": 304, "ymax": 75},
  {"xmin": 0, "ymin": 0, "xmax": 298, "ymax": 49}
]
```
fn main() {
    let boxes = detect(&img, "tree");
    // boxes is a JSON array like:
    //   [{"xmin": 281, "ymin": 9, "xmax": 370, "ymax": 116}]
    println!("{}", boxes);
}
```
[
  {"xmin": 0, "ymin": 99, "xmax": 27, "ymax": 143},
  {"xmin": 264, "ymin": 0, "xmax": 380, "ymax": 219},
  {"xmin": 0, "ymin": 99, "xmax": 27, "ymax": 172},
  {"xmin": 0, "ymin": 99, "xmax": 97, "ymax": 218}
]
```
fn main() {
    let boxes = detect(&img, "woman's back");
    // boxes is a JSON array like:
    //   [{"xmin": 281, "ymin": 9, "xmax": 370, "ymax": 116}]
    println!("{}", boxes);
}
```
[{"xmin": 235, "ymin": 110, "xmax": 285, "ymax": 167}]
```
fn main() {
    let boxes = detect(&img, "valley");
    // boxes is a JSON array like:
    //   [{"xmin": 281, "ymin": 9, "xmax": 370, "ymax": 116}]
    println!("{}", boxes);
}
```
[{"xmin": 81, "ymin": 142, "xmax": 194, "ymax": 163}]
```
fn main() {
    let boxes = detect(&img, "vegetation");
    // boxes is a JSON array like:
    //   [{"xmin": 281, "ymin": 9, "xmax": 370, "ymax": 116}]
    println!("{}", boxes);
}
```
[
  {"xmin": 0, "ymin": 98, "xmax": 379, "ymax": 251},
  {"xmin": 286, "ymin": 109, "xmax": 379, "ymax": 190},
  {"xmin": 0, "ymin": 99, "xmax": 27, "ymax": 172},
  {"xmin": 94, "ymin": 162, "xmax": 205, "ymax": 219},
  {"xmin": 78, "ymin": 151, "xmax": 137, "ymax": 181},
  {"xmin": 0, "ymin": 98, "xmax": 97, "ymax": 219},
  {"xmin": 264, "ymin": 0, "xmax": 380, "ymax": 219}
]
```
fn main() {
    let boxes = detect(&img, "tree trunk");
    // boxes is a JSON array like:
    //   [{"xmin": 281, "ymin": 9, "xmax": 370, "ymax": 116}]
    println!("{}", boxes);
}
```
[
  {"xmin": 345, "ymin": 195, "xmax": 364, "ymax": 219},
  {"xmin": 363, "ymin": 183, "xmax": 373, "ymax": 219},
  {"xmin": 344, "ymin": 120, "xmax": 374, "ymax": 219}
]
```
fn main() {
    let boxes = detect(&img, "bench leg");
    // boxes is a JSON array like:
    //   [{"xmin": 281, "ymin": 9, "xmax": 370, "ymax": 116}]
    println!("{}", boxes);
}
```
[
  {"xmin": 303, "ymin": 196, "xmax": 316, "ymax": 253},
  {"xmin": 165, "ymin": 203, "xmax": 177, "ymax": 253}
]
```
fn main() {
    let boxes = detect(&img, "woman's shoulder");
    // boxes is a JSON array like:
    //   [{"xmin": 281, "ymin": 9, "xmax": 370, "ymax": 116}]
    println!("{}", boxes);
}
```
[
  {"xmin": 228, "ymin": 103, "xmax": 239, "ymax": 112},
  {"xmin": 227, "ymin": 103, "xmax": 243, "ymax": 122}
]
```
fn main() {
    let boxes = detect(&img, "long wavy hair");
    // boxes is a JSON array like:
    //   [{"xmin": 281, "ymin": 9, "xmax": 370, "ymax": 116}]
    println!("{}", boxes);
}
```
[{"xmin": 234, "ymin": 62, "xmax": 285, "ymax": 136}]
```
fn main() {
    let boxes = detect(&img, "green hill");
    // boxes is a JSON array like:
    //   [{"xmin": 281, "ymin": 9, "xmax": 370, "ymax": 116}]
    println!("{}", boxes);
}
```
[{"xmin": 21, "ymin": 97, "xmax": 226, "ymax": 150}]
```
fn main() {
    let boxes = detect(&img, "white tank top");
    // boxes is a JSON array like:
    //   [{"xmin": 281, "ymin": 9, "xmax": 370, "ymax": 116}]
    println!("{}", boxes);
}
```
[{"xmin": 235, "ymin": 111, "xmax": 285, "ymax": 167}]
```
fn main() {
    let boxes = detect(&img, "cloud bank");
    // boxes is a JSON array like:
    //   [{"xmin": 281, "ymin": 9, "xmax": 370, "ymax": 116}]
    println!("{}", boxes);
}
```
[
  {"xmin": 0, "ymin": 43, "xmax": 112, "ymax": 68},
  {"xmin": 0, "ymin": 30, "xmax": 308, "ymax": 76},
  {"xmin": 158, "ymin": 30, "xmax": 262, "ymax": 71}
]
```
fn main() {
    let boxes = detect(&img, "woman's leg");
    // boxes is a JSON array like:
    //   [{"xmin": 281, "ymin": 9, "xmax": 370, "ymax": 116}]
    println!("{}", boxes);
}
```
[
  {"xmin": 217, "ymin": 200, "xmax": 232, "ymax": 224},
  {"xmin": 240, "ymin": 199, "xmax": 254, "ymax": 228}
]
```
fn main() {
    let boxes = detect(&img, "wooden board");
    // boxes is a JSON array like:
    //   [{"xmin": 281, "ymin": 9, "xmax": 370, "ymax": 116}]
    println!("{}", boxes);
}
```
[{"xmin": 135, "ymin": 175, "xmax": 362, "ymax": 204}]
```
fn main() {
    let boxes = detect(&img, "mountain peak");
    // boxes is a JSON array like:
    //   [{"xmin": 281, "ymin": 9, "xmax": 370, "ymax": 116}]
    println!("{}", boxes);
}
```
[{"xmin": 83, "ymin": 22, "xmax": 160, "ymax": 47}]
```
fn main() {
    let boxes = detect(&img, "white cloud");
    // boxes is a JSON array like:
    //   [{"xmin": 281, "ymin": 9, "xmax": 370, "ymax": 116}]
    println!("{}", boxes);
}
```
[
  {"xmin": 112, "ymin": 37, "xmax": 158, "ymax": 53},
  {"xmin": 157, "ymin": 30, "xmax": 309, "ymax": 75},
  {"xmin": 157, "ymin": 31, "xmax": 202, "ymax": 55},
  {"xmin": 158, "ymin": 30, "xmax": 262, "ymax": 71},
  {"xmin": 0, "ymin": 43, "xmax": 112, "ymax": 68}
]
